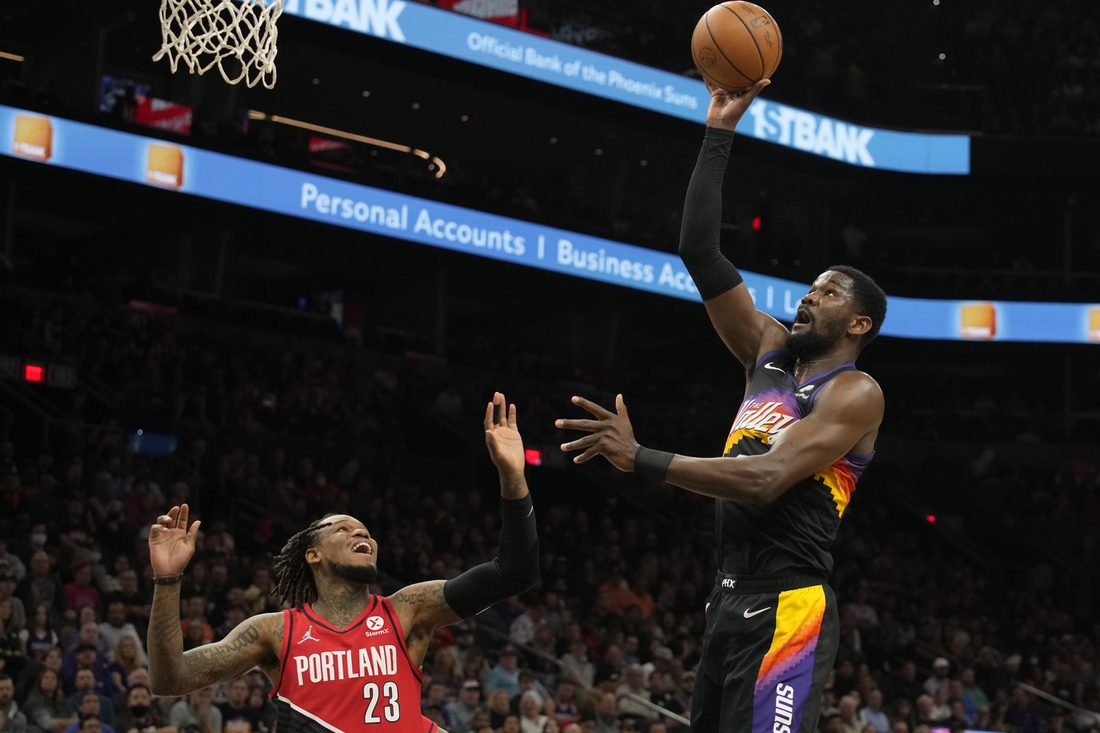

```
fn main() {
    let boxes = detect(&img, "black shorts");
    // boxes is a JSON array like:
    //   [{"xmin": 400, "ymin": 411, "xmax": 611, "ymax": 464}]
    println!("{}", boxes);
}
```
[{"xmin": 692, "ymin": 573, "xmax": 839, "ymax": 733}]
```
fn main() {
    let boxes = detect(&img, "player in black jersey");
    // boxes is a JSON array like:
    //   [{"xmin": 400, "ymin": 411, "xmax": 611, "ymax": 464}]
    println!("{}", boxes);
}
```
[{"xmin": 556, "ymin": 81, "xmax": 886, "ymax": 733}]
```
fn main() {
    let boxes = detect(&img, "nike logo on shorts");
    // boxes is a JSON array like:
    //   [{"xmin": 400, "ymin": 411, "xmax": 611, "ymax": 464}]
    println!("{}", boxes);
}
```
[{"xmin": 743, "ymin": 607, "xmax": 772, "ymax": 619}]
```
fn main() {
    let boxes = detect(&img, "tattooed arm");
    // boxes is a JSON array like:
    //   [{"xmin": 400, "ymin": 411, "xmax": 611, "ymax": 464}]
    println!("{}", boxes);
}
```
[
  {"xmin": 146, "ymin": 505, "xmax": 283, "ymax": 695},
  {"xmin": 392, "ymin": 394, "xmax": 539, "ymax": 666},
  {"xmin": 148, "ymin": 581, "xmax": 282, "ymax": 695}
]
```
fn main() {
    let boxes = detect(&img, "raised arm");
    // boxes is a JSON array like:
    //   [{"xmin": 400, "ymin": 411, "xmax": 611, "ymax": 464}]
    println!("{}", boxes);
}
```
[
  {"xmin": 680, "ymin": 80, "xmax": 788, "ymax": 370},
  {"xmin": 146, "ymin": 506, "xmax": 282, "ymax": 696},
  {"xmin": 558, "ymin": 373, "xmax": 882, "ymax": 504},
  {"xmin": 392, "ymin": 392, "xmax": 539, "ymax": 664}
]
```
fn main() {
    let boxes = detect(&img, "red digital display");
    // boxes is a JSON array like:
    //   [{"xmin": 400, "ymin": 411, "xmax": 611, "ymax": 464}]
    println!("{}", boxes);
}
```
[{"xmin": 23, "ymin": 364, "xmax": 44, "ymax": 382}]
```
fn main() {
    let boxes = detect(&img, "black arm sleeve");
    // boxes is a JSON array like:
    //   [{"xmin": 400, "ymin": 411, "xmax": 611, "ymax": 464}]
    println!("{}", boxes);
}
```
[
  {"xmin": 442, "ymin": 494, "xmax": 539, "ymax": 619},
  {"xmin": 678, "ymin": 127, "xmax": 744, "ymax": 301}
]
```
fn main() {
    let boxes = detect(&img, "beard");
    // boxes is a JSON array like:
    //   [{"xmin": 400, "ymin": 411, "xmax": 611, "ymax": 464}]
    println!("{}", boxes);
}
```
[
  {"xmin": 329, "ymin": 560, "xmax": 379, "ymax": 585},
  {"xmin": 784, "ymin": 316, "xmax": 847, "ymax": 360}
]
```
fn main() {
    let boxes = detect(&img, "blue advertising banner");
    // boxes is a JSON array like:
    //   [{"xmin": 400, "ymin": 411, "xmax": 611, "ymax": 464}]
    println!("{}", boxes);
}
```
[
  {"xmin": 280, "ymin": 0, "xmax": 970, "ymax": 175},
  {"xmin": 2, "ymin": 106, "xmax": 1092, "ymax": 343}
]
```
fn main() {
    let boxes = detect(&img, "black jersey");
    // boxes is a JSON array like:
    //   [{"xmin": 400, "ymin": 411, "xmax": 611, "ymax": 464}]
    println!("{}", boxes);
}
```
[{"xmin": 718, "ymin": 349, "xmax": 873, "ymax": 577}]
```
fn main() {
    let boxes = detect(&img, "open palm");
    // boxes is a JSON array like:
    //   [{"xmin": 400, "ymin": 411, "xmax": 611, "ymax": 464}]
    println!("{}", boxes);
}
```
[
  {"xmin": 484, "ymin": 392, "xmax": 525, "ymax": 477},
  {"xmin": 148, "ymin": 504, "xmax": 201, "ymax": 578}
]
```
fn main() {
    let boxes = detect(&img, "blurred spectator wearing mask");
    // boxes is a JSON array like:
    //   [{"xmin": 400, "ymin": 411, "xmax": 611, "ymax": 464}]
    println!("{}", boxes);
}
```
[{"xmin": 115, "ymin": 685, "xmax": 172, "ymax": 733}]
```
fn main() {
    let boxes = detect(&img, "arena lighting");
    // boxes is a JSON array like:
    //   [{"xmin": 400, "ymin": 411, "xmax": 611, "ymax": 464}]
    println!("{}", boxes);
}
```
[
  {"xmin": 0, "ymin": 51, "xmax": 24, "ymax": 62},
  {"xmin": 752, "ymin": 216, "xmax": 762, "ymax": 231},
  {"xmin": 248, "ymin": 111, "xmax": 447, "ymax": 178},
  {"xmin": 926, "ymin": 515, "xmax": 937, "ymax": 523},
  {"xmin": 23, "ymin": 363, "xmax": 44, "ymax": 383},
  {"xmin": 524, "ymin": 449, "xmax": 543, "ymax": 466}
]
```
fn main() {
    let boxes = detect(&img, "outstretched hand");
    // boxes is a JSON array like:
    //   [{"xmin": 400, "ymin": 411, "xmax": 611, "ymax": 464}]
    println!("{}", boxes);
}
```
[
  {"xmin": 556, "ymin": 394, "xmax": 639, "ymax": 473},
  {"xmin": 705, "ymin": 79, "xmax": 770, "ymax": 131},
  {"xmin": 484, "ymin": 392, "xmax": 525, "ymax": 478},
  {"xmin": 148, "ymin": 504, "xmax": 200, "ymax": 579}
]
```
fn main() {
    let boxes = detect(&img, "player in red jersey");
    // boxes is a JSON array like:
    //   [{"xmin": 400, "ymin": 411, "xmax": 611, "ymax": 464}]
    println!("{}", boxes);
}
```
[{"xmin": 145, "ymin": 393, "xmax": 540, "ymax": 733}]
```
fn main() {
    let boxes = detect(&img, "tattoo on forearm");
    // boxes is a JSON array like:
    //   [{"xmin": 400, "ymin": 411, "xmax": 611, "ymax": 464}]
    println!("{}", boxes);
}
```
[
  {"xmin": 178, "ymin": 626, "xmax": 261, "ymax": 688},
  {"xmin": 149, "ymin": 583, "xmax": 278, "ymax": 695}
]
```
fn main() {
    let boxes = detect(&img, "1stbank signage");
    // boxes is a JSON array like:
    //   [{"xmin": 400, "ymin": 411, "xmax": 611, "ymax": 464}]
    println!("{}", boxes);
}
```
[
  {"xmin": 4, "ymin": 105, "xmax": 1087, "ymax": 343},
  {"xmin": 281, "ymin": 0, "xmax": 970, "ymax": 175}
]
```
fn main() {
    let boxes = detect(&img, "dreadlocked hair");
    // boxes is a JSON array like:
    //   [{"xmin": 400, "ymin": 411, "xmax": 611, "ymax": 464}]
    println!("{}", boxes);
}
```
[{"xmin": 272, "ymin": 518, "xmax": 334, "ymax": 609}]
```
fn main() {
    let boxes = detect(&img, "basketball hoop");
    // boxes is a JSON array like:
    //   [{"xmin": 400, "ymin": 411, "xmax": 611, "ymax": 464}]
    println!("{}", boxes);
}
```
[{"xmin": 153, "ymin": 0, "xmax": 283, "ymax": 89}]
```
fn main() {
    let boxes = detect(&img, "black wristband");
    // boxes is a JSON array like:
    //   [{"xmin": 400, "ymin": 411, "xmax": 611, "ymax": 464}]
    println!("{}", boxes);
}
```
[
  {"xmin": 152, "ymin": 574, "xmax": 184, "ymax": 585},
  {"xmin": 634, "ymin": 447, "xmax": 674, "ymax": 481}
]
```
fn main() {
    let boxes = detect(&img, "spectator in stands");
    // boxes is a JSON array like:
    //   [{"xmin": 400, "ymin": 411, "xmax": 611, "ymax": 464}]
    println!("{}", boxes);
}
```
[
  {"xmin": 114, "ymin": 685, "xmax": 172, "ymax": 733},
  {"xmin": 23, "ymin": 669, "xmax": 76, "ymax": 733},
  {"xmin": 64, "ymin": 694, "xmax": 115, "ymax": 733},
  {"xmin": 0, "ymin": 542, "xmax": 26, "ymax": 585},
  {"xmin": 486, "ymin": 689, "xmax": 511, "ymax": 729},
  {"xmin": 76, "ymin": 719, "xmax": 101, "ymax": 733},
  {"xmin": 444, "ymin": 680, "xmax": 483, "ymax": 733},
  {"xmin": 591, "ymin": 694, "xmax": 618, "ymax": 733},
  {"xmin": 860, "ymin": 690, "xmax": 889, "ymax": 733},
  {"xmin": 0, "ymin": 673, "xmax": 27, "ymax": 733},
  {"xmin": 60, "ymin": 643, "xmax": 111, "ymax": 697},
  {"xmin": 923, "ymin": 659, "xmax": 951, "ymax": 699},
  {"xmin": 548, "ymin": 680, "xmax": 577, "ymax": 726},
  {"xmin": 61, "ymin": 568, "xmax": 100, "ymax": 620},
  {"xmin": 484, "ymin": 647, "xmax": 523, "ymax": 699},
  {"xmin": 97, "ymin": 604, "xmax": 141, "ymax": 660},
  {"xmin": 64, "ymin": 672, "xmax": 114, "ymax": 727},
  {"xmin": 645, "ymin": 673, "xmax": 680, "ymax": 720},
  {"xmin": 838, "ymin": 696, "xmax": 863, "ymax": 733},
  {"xmin": 429, "ymin": 648, "xmax": 464, "ymax": 700},
  {"xmin": 614, "ymin": 666, "xmax": 650, "ymax": 722},
  {"xmin": 23, "ymin": 605, "xmax": 59, "ymax": 663},
  {"xmin": 167, "ymin": 690, "xmax": 221, "ymax": 733},
  {"xmin": 17, "ymin": 553, "xmax": 63, "ymax": 623},
  {"xmin": 509, "ymin": 601, "xmax": 545, "ymax": 647},
  {"xmin": 106, "ymin": 638, "xmax": 145, "ymax": 695},
  {"xmin": 508, "ymin": 672, "xmax": 547, "ymax": 716},
  {"xmin": 559, "ymin": 641, "xmax": 594, "ymax": 689},
  {"xmin": 518, "ymin": 691, "xmax": 550, "ymax": 733},
  {"xmin": 214, "ymin": 679, "xmax": 259, "ymax": 733},
  {"xmin": 0, "ymin": 575, "xmax": 26, "ymax": 634}
]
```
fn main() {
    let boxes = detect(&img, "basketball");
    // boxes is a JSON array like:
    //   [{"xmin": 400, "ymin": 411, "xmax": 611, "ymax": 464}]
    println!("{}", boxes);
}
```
[{"xmin": 692, "ymin": 2, "xmax": 783, "ymax": 92}]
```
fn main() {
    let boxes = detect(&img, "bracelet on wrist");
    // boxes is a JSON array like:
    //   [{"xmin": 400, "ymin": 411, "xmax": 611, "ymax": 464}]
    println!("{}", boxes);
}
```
[{"xmin": 152, "ymin": 574, "xmax": 184, "ymax": 585}]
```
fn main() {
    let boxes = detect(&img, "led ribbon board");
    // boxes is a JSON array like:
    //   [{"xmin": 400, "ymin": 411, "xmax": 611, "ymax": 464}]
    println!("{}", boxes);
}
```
[
  {"xmin": 3, "ymin": 106, "xmax": 1092, "ymax": 343},
  {"xmin": 280, "ymin": 0, "xmax": 970, "ymax": 175}
]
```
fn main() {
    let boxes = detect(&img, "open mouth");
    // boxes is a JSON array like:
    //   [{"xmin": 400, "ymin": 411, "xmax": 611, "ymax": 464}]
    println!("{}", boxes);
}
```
[
  {"xmin": 351, "ymin": 541, "xmax": 373, "ymax": 556},
  {"xmin": 794, "ymin": 309, "xmax": 812, "ymax": 326}
]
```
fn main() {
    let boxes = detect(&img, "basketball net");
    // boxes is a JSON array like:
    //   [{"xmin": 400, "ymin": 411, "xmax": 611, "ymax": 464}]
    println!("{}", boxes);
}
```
[{"xmin": 153, "ymin": 0, "xmax": 283, "ymax": 89}]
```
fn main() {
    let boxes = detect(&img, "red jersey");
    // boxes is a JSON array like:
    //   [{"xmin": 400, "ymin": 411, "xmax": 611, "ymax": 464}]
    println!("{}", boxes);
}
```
[{"xmin": 271, "ymin": 595, "xmax": 423, "ymax": 733}]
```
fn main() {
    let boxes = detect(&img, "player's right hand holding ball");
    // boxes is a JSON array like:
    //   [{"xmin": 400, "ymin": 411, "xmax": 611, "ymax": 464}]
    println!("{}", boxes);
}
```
[{"xmin": 705, "ymin": 79, "xmax": 771, "ymax": 131}]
